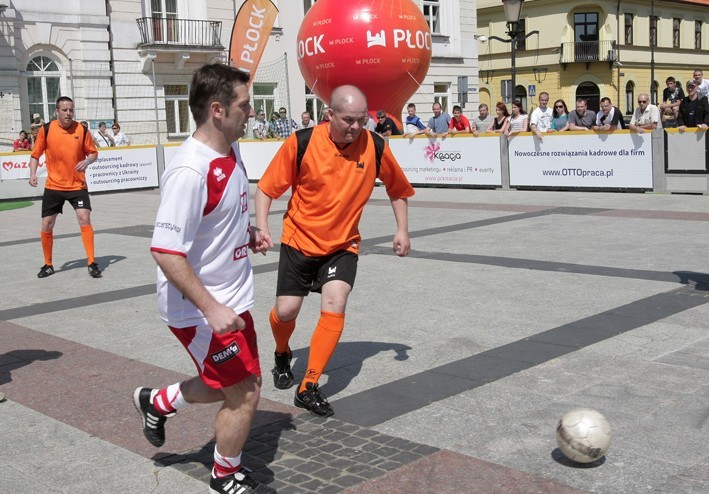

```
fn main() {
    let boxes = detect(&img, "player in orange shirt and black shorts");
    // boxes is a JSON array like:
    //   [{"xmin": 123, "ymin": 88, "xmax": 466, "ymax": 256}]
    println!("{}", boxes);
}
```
[
  {"xmin": 255, "ymin": 85, "xmax": 415, "ymax": 417},
  {"xmin": 29, "ymin": 96, "xmax": 101, "ymax": 279}
]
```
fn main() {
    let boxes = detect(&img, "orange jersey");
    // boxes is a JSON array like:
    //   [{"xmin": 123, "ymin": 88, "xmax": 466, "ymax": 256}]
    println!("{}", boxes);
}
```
[
  {"xmin": 31, "ymin": 121, "xmax": 98, "ymax": 191},
  {"xmin": 258, "ymin": 125, "xmax": 415, "ymax": 257}
]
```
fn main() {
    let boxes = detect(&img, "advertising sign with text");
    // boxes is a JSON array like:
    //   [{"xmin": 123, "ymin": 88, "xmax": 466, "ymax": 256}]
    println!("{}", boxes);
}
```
[
  {"xmin": 388, "ymin": 135, "xmax": 502, "ymax": 186},
  {"xmin": 85, "ymin": 146, "xmax": 159, "ymax": 192},
  {"xmin": 508, "ymin": 131, "xmax": 653, "ymax": 188}
]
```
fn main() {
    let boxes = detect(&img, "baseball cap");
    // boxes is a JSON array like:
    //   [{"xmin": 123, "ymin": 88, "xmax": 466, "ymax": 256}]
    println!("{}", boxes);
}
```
[
  {"xmin": 33, "ymin": 113, "xmax": 40, "ymax": 119},
  {"xmin": 687, "ymin": 79, "xmax": 698, "ymax": 88}
]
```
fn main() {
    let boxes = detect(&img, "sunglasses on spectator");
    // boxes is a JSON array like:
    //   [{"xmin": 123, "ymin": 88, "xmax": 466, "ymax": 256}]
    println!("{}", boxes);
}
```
[
  {"xmin": 555, "ymin": 105, "xmax": 564, "ymax": 108},
  {"xmin": 638, "ymin": 100, "xmax": 648, "ymax": 103}
]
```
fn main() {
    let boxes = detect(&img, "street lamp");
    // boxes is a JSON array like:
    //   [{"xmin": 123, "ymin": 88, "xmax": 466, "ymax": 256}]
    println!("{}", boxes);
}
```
[{"xmin": 488, "ymin": 0, "xmax": 539, "ymax": 103}]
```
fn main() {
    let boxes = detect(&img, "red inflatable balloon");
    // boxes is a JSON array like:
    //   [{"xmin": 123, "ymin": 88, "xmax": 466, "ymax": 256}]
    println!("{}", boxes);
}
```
[{"xmin": 297, "ymin": 0, "xmax": 432, "ymax": 129}]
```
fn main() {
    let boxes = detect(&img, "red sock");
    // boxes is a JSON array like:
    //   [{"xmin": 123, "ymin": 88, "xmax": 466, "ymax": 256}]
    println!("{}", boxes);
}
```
[
  {"xmin": 270, "ymin": 307, "xmax": 296, "ymax": 354},
  {"xmin": 299, "ymin": 311, "xmax": 344, "ymax": 393}
]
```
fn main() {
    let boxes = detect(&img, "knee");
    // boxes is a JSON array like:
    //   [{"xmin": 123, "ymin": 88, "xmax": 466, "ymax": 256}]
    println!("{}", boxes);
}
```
[
  {"xmin": 275, "ymin": 302, "xmax": 300, "ymax": 322},
  {"xmin": 223, "ymin": 375, "xmax": 261, "ymax": 410}
]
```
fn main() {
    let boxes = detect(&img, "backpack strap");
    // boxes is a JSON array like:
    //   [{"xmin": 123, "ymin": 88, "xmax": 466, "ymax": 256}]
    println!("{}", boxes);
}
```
[
  {"xmin": 295, "ymin": 126, "xmax": 315, "ymax": 175},
  {"xmin": 368, "ymin": 130, "xmax": 384, "ymax": 178},
  {"xmin": 296, "ymin": 126, "xmax": 384, "ymax": 178},
  {"xmin": 42, "ymin": 121, "xmax": 87, "ymax": 142}
]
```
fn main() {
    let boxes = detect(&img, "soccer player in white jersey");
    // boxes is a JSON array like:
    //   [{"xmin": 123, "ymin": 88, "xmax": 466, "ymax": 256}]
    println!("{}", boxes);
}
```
[{"xmin": 132, "ymin": 64, "xmax": 273, "ymax": 494}]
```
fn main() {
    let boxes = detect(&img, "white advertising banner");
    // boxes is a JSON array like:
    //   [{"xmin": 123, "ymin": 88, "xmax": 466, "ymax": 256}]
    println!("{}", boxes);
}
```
[
  {"xmin": 239, "ymin": 140, "xmax": 283, "ymax": 179},
  {"xmin": 508, "ymin": 131, "xmax": 653, "ymax": 188},
  {"xmin": 85, "ymin": 146, "xmax": 159, "ymax": 192},
  {"xmin": 0, "ymin": 152, "xmax": 47, "ymax": 180},
  {"xmin": 388, "ymin": 135, "xmax": 502, "ymax": 186}
]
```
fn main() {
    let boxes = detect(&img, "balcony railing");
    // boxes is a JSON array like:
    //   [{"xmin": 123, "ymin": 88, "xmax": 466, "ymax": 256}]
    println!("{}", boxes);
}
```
[
  {"xmin": 137, "ymin": 17, "xmax": 223, "ymax": 49},
  {"xmin": 560, "ymin": 40, "xmax": 617, "ymax": 64}
]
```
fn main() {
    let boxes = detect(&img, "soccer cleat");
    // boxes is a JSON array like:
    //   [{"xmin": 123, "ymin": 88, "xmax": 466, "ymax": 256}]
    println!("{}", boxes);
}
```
[
  {"xmin": 87, "ymin": 262, "xmax": 102, "ymax": 278},
  {"xmin": 133, "ymin": 387, "xmax": 173, "ymax": 447},
  {"xmin": 271, "ymin": 350, "xmax": 294, "ymax": 389},
  {"xmin": 209, "ymin": 468, "xmax": 275, "ymax": 494},
  {"xmin": 294, "ymin": 382, "xmax": 334, "ymax": 417},
  {"xmin": 37, "ymin": 264, "xmax": 55, "ymax": 278}
]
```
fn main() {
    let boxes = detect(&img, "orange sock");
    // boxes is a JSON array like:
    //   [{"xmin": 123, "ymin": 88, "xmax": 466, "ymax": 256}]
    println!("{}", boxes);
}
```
[
  {"xmin": 269, "ymin": 307, "xmax": 296, "ymax": 354},
  {"xmin": 80, "ymin": 225, "xmax": 95, "ymax": 265},
  {"xmin": 299, "ymin": 311, "xmax": 344, "ymax": 392},
  {"xmin": 40, "ymin": 231, "xmax": 53, "ymax": 266}
]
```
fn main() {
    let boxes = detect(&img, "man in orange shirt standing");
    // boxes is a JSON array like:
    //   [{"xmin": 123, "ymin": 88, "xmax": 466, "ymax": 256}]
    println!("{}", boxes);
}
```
[
  {"xmin": 255, "ymin": 85, "xmax": 414, "ymax": 417},
  {"xmin": 29, "ymin": 96, "xmax": 101, "ymax": 279}
]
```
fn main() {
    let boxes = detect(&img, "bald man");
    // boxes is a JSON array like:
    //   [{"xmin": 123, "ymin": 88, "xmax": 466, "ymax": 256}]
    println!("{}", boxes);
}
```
[{"xmin": 255, "ymin": 85, "xmax": 415, "ymax": 417}]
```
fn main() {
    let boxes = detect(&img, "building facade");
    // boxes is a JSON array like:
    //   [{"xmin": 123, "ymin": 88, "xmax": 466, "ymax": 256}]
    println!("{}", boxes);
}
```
[
  {"xmin": 0, "ymin": 0, "xmax": 479, "ymax": 151},
  {"xmin": 477, "ymin": 0, "xmax": 709, "ymax": 115}
]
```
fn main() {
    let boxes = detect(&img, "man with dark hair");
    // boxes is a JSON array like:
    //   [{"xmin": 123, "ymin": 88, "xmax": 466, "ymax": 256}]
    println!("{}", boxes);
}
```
[
  {"xmin": 659, "ymin": 77, "xmax": 684, "ymax": 127},
  {"xmin": 255, "ymin": 85, "xmax": 414, "ymax": 418},
  {"xmin": 274, "ymin": 106, "xmax": 297, "ymax": 138},
  {"xmin": 593, "ymin": 97, "xmax": 625, "ymax": 130},
  {"xmin": 374, "ymin": 109, "xmax": 402, "ymax": 136},
  {"xmin": 28, "ymin": 96, "xmax": 100, "ymax": 279},
  {"xmin": 568, "ymin": 98, "xmax": 596, "ymax": 130},
  {"xmin": 133, "ymin": 63, "xmax": 274, "ymax": 494}
]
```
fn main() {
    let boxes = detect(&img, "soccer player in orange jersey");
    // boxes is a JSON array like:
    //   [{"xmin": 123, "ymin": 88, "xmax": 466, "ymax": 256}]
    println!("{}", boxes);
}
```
[
  {"xmin": 255, "ymin": 85, "xmax": 415, "ymax": 417},
  {"xmin": 29, "ymin": 97, "xmax": 101, "ymax": 279}
]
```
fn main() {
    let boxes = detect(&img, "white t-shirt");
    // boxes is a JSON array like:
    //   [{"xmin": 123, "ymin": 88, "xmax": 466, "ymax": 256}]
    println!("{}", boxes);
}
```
[
  {"xmin": 93, "ymin": 131, "xmax": 114, "ymax": 147},
  {"xmin": 112, "ymin": 132, "xmax": 130, "ymax": 146},
  {"xmin": 698, "ymin": 79, "xmax": 709, "ymax": 99},
  {"xmin": 151, "ymin": 137, "xmax": 254, "ymax": 328},
  {"xmin": 530, "ymin": 107, "xmax": 553, "ymax": 132}
]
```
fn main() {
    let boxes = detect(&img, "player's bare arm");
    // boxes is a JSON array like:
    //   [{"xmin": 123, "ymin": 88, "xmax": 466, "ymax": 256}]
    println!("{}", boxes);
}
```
[
  {"xmin": 75, "ymin": 152, "xmax": 98, "ymax": 172},
  {"xmin": 152, "ymin": 251, "xmax": 245, "ymax": 334},
  {"xmin": 390, "ymin": 197, "xmax": 411, "ymax": 257},
  {"xmin": 254, "ymin": 187, "xmax": 276, "ymax": 252}
]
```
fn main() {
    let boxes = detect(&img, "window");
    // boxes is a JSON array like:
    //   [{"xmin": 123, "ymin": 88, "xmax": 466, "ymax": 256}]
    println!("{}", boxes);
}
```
[
  {"xmin": 696, "ymin": 21, "xmax": 702, "ymax": 50},
  {"xmin": 574, "ymin": 12, "xmax": 599, "ymax": 62},
  {"xmin": 516, "ymin": 19, "xmax": 527, "ymax": 51},
  {"xmin": 433, "ymin": 83, "xmax": 449, "ymax": 112},
  {"xmin": 421, "ymin": 1, "xmax": 441, "ymax": 35},
  {"xmin": 651, "ymin": 81, "xmax": 659, "ymax": 105},
  {"xmin": 305, "ymin": 85, "xmax": 326, "ymax": 122},
  {"xmin": 151, "ymin": 0, "xmax": 178, "ymax": 43},
  {"xmin": 164, "ymin": 84, "xmax": 190, "ymax": 136},
  {"xmin": 625, "ymin": 81, "xmax": 635, "ymax": 115},
  {"xmin": 673, "ymin": 18, "xmax": 681, "ymax": 49},
  {"xmin": 650, "ymin": 16, "xmax": 658, "ymax": 47},
  {"xmin": 624, "ymin": 13, "xmax": 633, "ymax": 45},
  {"xmin": 252, "ymin": 83, "xmax": 277, "ymax": 118},
  {"xmin": 26, "ymin": 56, "xmax": 61, "ymax": 123},
  {"xmin": 514, "ymin": 85, "xmax": 527, "ymax": 111}
]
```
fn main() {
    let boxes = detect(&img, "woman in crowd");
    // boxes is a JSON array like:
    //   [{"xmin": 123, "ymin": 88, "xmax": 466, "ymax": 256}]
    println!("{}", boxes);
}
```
[
  {"xmin": 505, "ymin": 99, "xmax": 528, "ymax": 137},
  {"xmin": 13, "ymin": 130, "xmax": 31, "ymax": 151},
  {"xmin": 268, "ymin": 112, "xmax": 280, "ymax": 138},
  {"xmin": 551, "ymin": 99, "xmax": 571, "ymax": 131},
  {"xmin": 487, "ymin": 101, "xmax": 510, "ymax": 133}
]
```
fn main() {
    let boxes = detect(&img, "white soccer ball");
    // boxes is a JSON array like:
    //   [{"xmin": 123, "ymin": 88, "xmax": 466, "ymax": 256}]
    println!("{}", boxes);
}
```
[{"xmin": 556, "ymin": 408, "xmax": 612, "ymax": 463}]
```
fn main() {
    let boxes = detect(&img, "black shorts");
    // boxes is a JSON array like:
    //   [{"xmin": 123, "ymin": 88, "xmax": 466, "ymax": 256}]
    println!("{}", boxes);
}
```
[
  {"xmin": 276, "ymin": 244, "xmax": 358, "ymax": 297},
  {"xmin": 41, "ymin": 189, "xmax": 92, "ymax": 218}
]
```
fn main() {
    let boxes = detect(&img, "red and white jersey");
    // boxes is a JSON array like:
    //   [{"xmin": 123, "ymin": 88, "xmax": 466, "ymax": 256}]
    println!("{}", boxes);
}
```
[{"xmin": 151, "ymin": 137, "xmax": 253, "ymax": 328}]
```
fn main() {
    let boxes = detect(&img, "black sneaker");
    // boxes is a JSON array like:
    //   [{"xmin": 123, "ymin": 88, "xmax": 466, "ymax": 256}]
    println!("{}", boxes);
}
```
[
  {"xmin": 88, "ymin": 262, "xmax": 102, "ymax": 278},
  {"xmin": 133, "ymin": 387, "xmax": 174, "ymax": 447},
  {"xmin": 271, "ymin": 350, "xmax": 294, "ymax": 389},
  {"xmin": 37, "ymin": 264, "xmax": 55, "ymax": 278},
  {"xmin": 294, "ymin": 382, "xmax": 334, "ymax": 417},
  {"xmin": 209, "ymin": 469, "xmax": 275, "ymax": 494}
]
